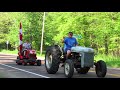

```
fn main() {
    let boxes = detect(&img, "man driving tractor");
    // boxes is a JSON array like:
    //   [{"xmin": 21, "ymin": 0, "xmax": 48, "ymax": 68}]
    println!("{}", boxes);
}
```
[
  {"xmin": 23, "ymin": 40, "xmax": 31, "ymax": 49},
  {"xmin": 22, "ymin": 40, "xmax": 31, "ymax": 56},
  {"xmin": 62, "ymin": 32, "xmax": 78, "ymax": 59},
  {"xmin": 45, "ymin": 32, "xmax": 107, "ymax": 78},
  {"xmin": 16, "ymin": 22, "xmax": 41, "ymax": 66}
]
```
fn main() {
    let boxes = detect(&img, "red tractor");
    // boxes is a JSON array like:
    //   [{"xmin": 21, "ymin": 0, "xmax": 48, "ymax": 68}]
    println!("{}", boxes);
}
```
[
  {"xmin": 16, "ymin": 22, "xmax": 41, "ymax": 66},
  {"xmin": 16, "ymin": 47, "xmax": 41, "ymax": 66}
]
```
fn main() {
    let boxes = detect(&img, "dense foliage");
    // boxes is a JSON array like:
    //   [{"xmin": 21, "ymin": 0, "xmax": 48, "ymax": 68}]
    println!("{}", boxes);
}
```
[{"xmin": 0, "ymin": 12, "xmax": 120, "ymax": 56}]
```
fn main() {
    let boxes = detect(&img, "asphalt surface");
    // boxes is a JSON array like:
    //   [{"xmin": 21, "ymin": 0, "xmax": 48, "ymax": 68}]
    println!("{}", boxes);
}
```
[{"xmin": 0, "ymin": 53, "xmax": 120, "ymax": 78}]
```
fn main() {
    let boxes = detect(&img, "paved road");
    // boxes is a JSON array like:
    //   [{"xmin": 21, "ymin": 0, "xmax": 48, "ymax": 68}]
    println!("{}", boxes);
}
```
[{"xmin": 0, "ymin": 53, "xmax": 120, "ymax": 78}]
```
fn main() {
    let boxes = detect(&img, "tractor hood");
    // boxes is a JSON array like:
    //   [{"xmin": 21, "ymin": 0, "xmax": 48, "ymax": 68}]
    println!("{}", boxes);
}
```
[
  {"xmin": 71, "ymin": 46, "xmax": 94, "ymax": 53},
  {"xmin": 29, "ymin": 50, "xmax": 36, "ymax": 54}
]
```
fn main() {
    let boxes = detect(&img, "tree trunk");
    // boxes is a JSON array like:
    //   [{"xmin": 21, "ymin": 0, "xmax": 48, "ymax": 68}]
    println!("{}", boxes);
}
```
[
  {"xmin": 90, "ymin": 34, "xmax": 93, "ymax": 48},
  {"xmin": 83, "ymin": 30, "xmax": 87, "ymax": 47},
  {"xmin": 104, "ymin": 35, "xmax": 108, "ymax": 55}
]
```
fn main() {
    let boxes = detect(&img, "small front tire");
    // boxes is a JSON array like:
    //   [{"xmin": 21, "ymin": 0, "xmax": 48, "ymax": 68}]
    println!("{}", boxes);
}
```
[
  {"xmin": 64, "ymin": 59, "xmax": 74, "ymax": 78},
  {"xmin": 16, "ymin": 56, "xmax": 22, "ymax": 65},
  {"xmin": 37, "ymin": 60, "xmax": 41, "ymax": 66},
  {"xmin": 95, "ymin": 60, "xmax": 107, "ymax": 77}
]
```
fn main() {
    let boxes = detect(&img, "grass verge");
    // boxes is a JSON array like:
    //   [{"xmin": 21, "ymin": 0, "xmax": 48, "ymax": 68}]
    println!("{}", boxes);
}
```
[
  {"xmin": 0, "ymin": 49, "xmax": 45, "ymax": 58},
  {"xmin": 95, "ymin": 54, "xmax": 120, "ymax": 68}
]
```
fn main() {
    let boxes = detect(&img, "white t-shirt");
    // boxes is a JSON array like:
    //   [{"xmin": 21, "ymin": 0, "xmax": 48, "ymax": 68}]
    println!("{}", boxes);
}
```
[{"xmin": 23, "ymin": 43, "xmax": 31, "ymax": 49}]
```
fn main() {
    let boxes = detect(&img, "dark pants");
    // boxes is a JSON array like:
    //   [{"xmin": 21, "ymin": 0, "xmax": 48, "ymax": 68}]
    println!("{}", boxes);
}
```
[{"xmin": 22, "ymin": 49, "xmax": 27, "ymax": 56}]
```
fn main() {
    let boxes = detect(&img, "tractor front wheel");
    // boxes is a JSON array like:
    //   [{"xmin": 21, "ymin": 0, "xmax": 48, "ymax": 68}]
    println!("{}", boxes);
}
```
[
  {"xmin": 16, "ymin": 56, "xmax": 22, "ymax": 65},
  {"xmin": 95, "ymin": 60, "xmax": 107, "ymax": 77},
  {"xmin": 64, "ymin": 59, "xmax": 74, "ymax": 78},
  {"xmin": 37, "ymin": 60, "xmax": 41, "ymax": 66}
]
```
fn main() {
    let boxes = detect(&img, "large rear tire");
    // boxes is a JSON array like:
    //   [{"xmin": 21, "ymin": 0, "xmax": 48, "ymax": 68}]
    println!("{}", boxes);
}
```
[
  {"xmin": 95, "ymin": 60, "xmax": 107, "ymax": 77},
  {"xmin": 45, "ymin": 45, "xmax": 62, "ymax": 74},
  {"xmin": 64, "ymin": 59, "xmax": 74, "ymax": 78}
]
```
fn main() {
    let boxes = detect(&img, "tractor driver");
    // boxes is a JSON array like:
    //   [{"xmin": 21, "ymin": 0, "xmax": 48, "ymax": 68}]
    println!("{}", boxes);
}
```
[
  {"xmin": 22, "ymin": 40, "xmax": 31, "ymax": 56},
  {"xmin": 62, "ymin": 32, "xmax": 78, "ymax": 59}
]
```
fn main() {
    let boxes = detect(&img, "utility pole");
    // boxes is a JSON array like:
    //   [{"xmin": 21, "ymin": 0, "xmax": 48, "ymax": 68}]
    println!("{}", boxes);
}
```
[
  {"xmin": 6, "ymin": 41, "xmax": 9, "ymax": 50},
  {"xmin": 40, "ymin": 12, "xmax": 46, "ymax": 55}
]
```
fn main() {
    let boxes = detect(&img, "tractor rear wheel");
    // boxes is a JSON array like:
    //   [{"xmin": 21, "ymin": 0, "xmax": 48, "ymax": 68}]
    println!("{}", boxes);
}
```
[{"xmin": 45, "ymin": 45, "xmax": 62, "ymax": 74}]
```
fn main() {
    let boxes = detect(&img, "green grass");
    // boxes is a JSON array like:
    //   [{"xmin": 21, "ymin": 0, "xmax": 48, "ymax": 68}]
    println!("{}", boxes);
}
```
[
  {"xmin": 0, "ymin": 49, "xmax": 45, "ymax": 58},
  {"xmin": 36, "ymin": 51, "xmax": 45, "ymax": 57},
  {"xmin": 0, "ymin": 49, "xmax": 18, "ymax": 54},
  {"xmin": 95, "ymin": 54, "xmax": 120, "ymax": 68}
]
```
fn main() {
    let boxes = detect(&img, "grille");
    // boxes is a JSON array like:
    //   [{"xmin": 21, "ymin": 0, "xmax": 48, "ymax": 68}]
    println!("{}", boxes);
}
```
[
  {"xmin": 29, "ymin": 54, "xmax": 36, "ymax": 58},
  {"xmin": 81, "ymin": 52, "xmax": 94, "ymax": 67}
]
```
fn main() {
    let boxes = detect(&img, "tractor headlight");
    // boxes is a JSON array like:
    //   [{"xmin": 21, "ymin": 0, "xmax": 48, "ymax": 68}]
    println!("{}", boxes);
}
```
[
  {"xmin": 30, "ymin": 51, "xmax": 33, "ymax": 54},
  {"xmin": 79, "ymin": 53, "xmax": 82, "ymax": 56}
]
